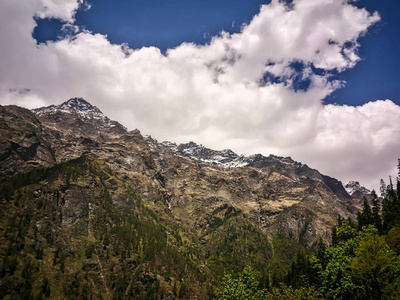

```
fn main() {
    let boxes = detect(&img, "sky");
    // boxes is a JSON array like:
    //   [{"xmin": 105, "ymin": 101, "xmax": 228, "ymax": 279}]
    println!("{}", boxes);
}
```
[{"xmin": 1, "ymin": 0, "xmax": 400, "ymax": 190}]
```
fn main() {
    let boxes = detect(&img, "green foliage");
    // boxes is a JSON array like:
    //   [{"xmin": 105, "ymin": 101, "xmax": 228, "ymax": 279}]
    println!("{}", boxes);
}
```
[
  {"xmin": 357, "ymin": 197, "xmax": 372, "ymax": 230},
  {"xmin": 381, "ymin": 172, "xmax": 400, "ymax": 233},
  {"xmin": 214, "ymin": 266, "xmax": 267, "ymax": 300},
  {"xmin": 0, "ymin": 256, "xmax": 18, "ymax": 277},
  {"xmin": 215, "ymin": 267, "xmax": 323, "ymax": 300},
  {"xmin": 42, "ymin": 277, "xmax": 51, "ymax": 297},
  {"xmin": 371, "ymin": 190, "xmax": 383, "ymax": 233},
  {"xmin": 349, "ymin": 233, "xmax": 399, "ymax": 299},
  {"xmin": 85, "ymin": 245, "xmax": 94, "ymax": 258},
  {"xmin": 35, "ymin": 246, "xmax": 44, "ymax": 260},
  {"xmin": 386, "ymin": 226, "xmax": 400, "ymax": 254},
  {"xmin": 204, "ymin": 215, "xmax": 272, "ymax": 283},
  {"xmin": 331, "ymin": 226, "xmax": 337, "ymax": 247},
  {"xmin": 266, "ymin": 283, "xmax": 322, "ymax": 299},
  {"xmin": 335, "ymin": 220, "xmax": 358, "ymax": 244},
  {"xmin": 284, "ymin": 250, "xmax": 313, "ymax": 289},
  {"xmin": 310, "ymin": 224, "xmax": 400, "ymax": 299}
]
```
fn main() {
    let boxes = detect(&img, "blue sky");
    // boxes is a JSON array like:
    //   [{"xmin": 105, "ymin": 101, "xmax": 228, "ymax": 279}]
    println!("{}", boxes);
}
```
[
  {"xmin": 328, "ymin": 0, "xmax": 400, "ymax": 106},
  {"xmin": 2, "ymin": 0, "xmax": 400, "ymax": 189},
  {"xmin": 34, "ymin": 0, "xmax": 267, "ymax": 50},
  {"xmin": 34, "ymin": 0, "xmax": 400, "ymax": 107}
]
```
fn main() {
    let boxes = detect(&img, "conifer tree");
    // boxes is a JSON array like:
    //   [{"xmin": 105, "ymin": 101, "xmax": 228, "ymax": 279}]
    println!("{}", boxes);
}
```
[
  {"xmin": 382, "ymin": 196, "xmax": 391, "ymax": 232},
  {"xmin": 397, "ymin": 174, "xmax": 400, "ymax": 202},
  {"xmin": 398, "ymin": 159, "xmax": 400, "ymax": 178},
  {"xmin": 357, "ymin": 212, "xmax": 364, "ymax": 231},
  {"xmin": 380, "ymin": 179, "xmax": 387, "ymax": 198},
  {"xmin": 382, "ymin": 175, "xmax": 400, "ymax": 232},
  {"xmin": 389, "ymin": 176, "xmax": 394, "ymax": 191},
  {"xmin": 396, "ymin": 159, "xmax": 400, "ymax": 204},
  {"xmin": 358, "ymin": 197, "xmax": 372, "ymax": 230},
  {"xmin": 331, "ymin": 226, "xmax": 338, "ymax": 246},
  {"xmin": 371, "ymin": 190, "xmax": 382, "ymax": 233}
]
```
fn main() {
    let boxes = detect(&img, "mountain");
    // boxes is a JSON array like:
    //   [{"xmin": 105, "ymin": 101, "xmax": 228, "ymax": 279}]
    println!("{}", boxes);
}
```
[
  {"xmin": 32, "ymin": 97, "xmax": 126, "ymax": 131},
  {"xmin": 0, "ymin": 98, "xmax": 359, "ymax": 299},
  {"xmin": 345, "ymin": 180, "xmax": 371, "ymax": 198}
]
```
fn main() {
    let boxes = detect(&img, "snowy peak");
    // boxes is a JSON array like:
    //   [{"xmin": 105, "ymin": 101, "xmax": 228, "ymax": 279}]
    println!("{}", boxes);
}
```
[
  {"xmin": 176, "ymin": 141, "xmax": 240, "ymax": 163},
  {"xmin": 345, "ymin": 181, "xmax": 371, "ymax": 197},
  {"xmin": 161, "ymin": 141, "xmax": 248, "ymax": 167},
  {"xmin": 33, "ymin": 97, "xmax": 103, "ymax": 118},
  {"xmin": 32, "ymin": 98, "xmax": 127, "ymax": 131},
  {"xmin": 60, "ymin": 97, "xmax": 101, "ymax": 113},
  {"xmin": 161, "ymin": 141, "xmax": 302, "ymax": 169}
]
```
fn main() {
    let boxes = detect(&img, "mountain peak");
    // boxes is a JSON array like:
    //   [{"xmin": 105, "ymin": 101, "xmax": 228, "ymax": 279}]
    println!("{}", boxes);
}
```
[
  {"xmin": 32, "ymin": 98, "xmax": 127, "ymax": 132},
  {"xmin": 61, "ymin": 97, "xmax": 100, "ymax": 113},
  {"xmin": 33, "ymin": 97, "xmax": 103, "ymax": 117},
  {"xmin": 345, "ymin": 181, "xmax": 371, "ymax": 196}
]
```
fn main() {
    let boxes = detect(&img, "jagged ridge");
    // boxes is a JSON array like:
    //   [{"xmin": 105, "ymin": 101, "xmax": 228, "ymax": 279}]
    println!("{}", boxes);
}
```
[{"xmin": 160, "ymin": 140, "xmax": 304, "ymax": 169}]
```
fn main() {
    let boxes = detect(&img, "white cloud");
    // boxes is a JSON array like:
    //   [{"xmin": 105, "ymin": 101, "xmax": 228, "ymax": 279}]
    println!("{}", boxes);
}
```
[
  {"xmin": 37, "ymin": 0, "xmax": 84, "ymax": 21},
  {"xmin": 0, "ymin": 0, "xmax": 398, "ymax": 190}
]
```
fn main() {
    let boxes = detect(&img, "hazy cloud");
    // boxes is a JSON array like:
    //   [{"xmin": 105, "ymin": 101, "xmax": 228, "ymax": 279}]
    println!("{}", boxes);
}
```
[{"xmin": 0, "ymin": 0, "xmax": 398, "ymax": 190}]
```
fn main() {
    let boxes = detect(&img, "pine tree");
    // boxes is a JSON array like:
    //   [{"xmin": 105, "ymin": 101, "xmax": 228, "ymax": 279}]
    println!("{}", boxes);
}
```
[
  {"xmin": 396, "ymin": 160, "xmax": 400, "ymax": 207},
  {"xmin": 398, "ymin": 159, "xmax": 400, "ymax": 178},
  {"xmin": 389, "ymin": 176, "xmax": 394, "ymax": 191},
  {"xmin": 371, "ymin": 190, "xmax": 382, "ymax": 233},
  {"xmin": 331, "ymin": 226, "xmax": 338, "ymax": 246},
  {"xmin": 397, "ymin": 175, "xmax": 400, "ymax": 203},
  {"xmin": 380, "ymin": 179, "xmax": 387, "ymax": 198},
  {"xmin": 382, "ymin": 196, "xmax": 392, "ymax": 232},
  {"xmin": 347, "ymin": 216, "xmax": 356, "ymax": 229},
  {"xmin": 382, "ymin": 176, "xmax": 400, "ymax": 232},
  {"xmin": 357, "ymin": 212, "xmax": 364, "ymax": 231},
  {"xmin": 358, "ymin": 197, "xmax": 373, "ymax": 230}
]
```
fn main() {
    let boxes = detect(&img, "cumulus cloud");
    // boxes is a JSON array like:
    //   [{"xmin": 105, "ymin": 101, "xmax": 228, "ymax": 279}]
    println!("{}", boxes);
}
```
[{"xmin": 0, "ymin": 0, "xmax": 398, "ymax": 190}]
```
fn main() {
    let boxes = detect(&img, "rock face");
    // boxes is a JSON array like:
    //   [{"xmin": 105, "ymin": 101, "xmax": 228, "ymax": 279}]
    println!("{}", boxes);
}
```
[
  {"xmin": 0, "ymin": 98, "xmax": 361, "ymax": 298},
  {"xmin": 1, "ymin": 98, "xmax": 358, "ymax": 244},
  {"xmin": 155, "ymin": 139, "xmax": 356, "ymax": 243},
  {"xmin": 0, "ymin": 105, "xmax": 55, "ymax": 177}
]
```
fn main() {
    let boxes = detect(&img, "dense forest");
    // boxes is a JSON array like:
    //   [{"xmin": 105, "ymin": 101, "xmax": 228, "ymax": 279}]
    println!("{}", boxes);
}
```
[
  {"xmin": 215, "ymin": 160, "xmax": 400, "ymax": 299},
  {"xmin": 0, "ymin": 156, "xmax": 399, "ymax": 299}
]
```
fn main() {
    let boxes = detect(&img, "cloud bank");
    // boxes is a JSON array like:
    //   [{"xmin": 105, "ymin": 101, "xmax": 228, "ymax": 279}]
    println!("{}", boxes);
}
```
[{"xmin": 0, "ymin": 0, "xmax": 399, "ymax": 190}]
